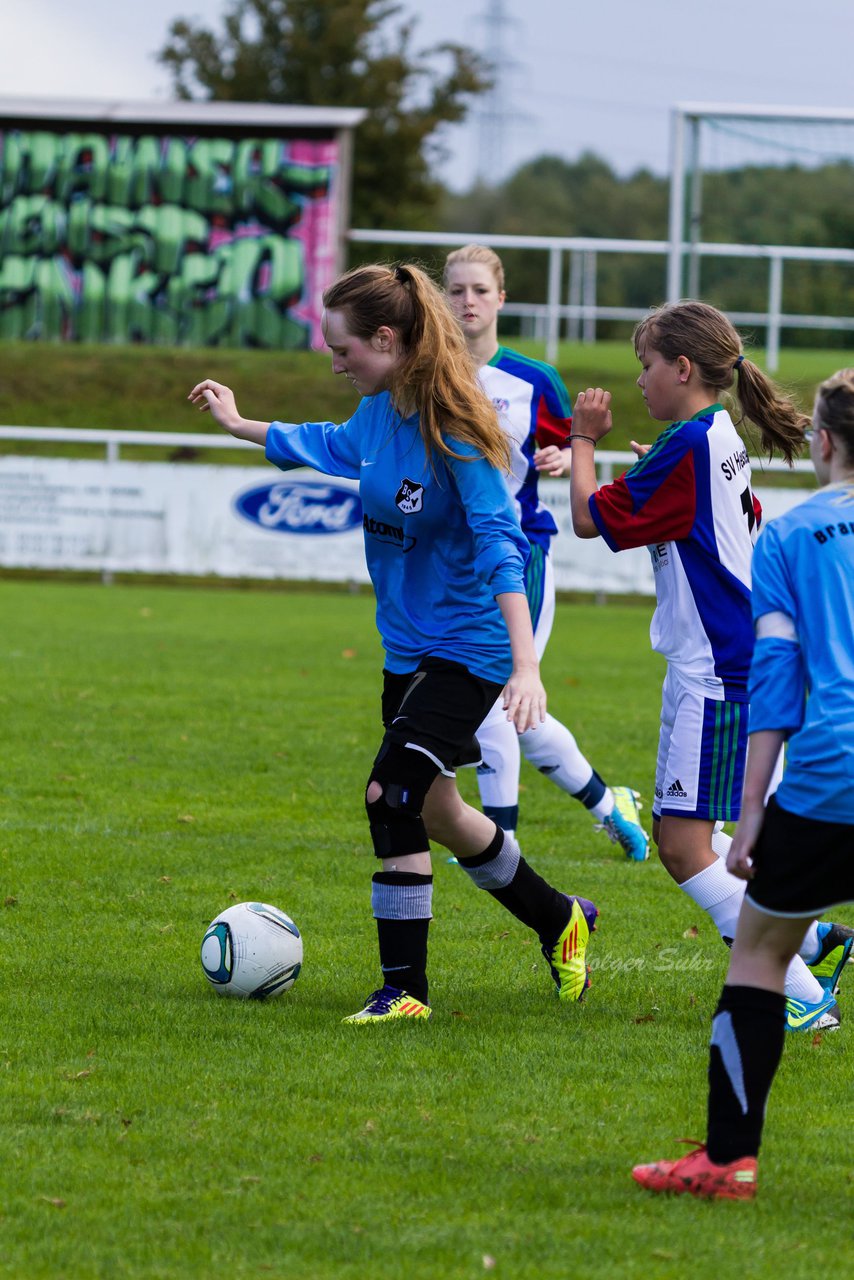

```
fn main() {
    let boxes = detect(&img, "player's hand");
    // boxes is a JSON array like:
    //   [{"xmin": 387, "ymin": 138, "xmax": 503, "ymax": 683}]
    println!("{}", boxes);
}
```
[
  {"xmin": 501, "ymin": 665, "xmax": 546, "ymax": 734},
  {"xmin": 534, "ymin": 445, "xmax": 571, "ymax": 477},
  {"xmin": 188, "ymin": 379, "xmax": 244, "ymax": 435},
  {"xmin": 727, "ymin": 804, "xmax": 765, "ymax": 880},
  {"xmin": 572, "ymin": 388, "xmax": 612, "ymax": 442},
  {"xmin": 630, "ymin": 440, "xmax": 651, "ymax": 458}
]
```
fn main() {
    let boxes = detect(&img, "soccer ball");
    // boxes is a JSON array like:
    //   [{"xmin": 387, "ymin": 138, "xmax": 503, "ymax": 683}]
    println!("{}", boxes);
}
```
[{"xmin": 200, "ymin": 902, "xmax": 303, "ymax": 999}]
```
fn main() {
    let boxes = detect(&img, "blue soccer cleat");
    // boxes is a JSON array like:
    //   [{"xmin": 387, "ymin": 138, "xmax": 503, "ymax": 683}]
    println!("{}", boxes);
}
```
[
  {"xmin": 784, "ymin": 994, "xmax": 841, "ymax": 1033},
  {"xmin": 596, "ymin": 786, "xmax": 650, "ymax": 861},
  {"xmin": 807, "ymin": 921, "xmax": 854, "ymax": 996}
]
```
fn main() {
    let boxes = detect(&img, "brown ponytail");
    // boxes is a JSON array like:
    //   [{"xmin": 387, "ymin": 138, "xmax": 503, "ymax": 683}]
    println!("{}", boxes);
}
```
[
  {"xmin": 323, "ymin": 263, "xmax": 510, "ymax": 472},
  {"xmin": 633, "ymin": 301, "xmax": 808, "ymax": 464}
]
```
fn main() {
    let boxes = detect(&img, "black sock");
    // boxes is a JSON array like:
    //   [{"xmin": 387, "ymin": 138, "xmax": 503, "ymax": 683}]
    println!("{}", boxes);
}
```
[
  {"xmin": 706, "ymin": 983, "xmax": 786, "ymax": 1163},
  {"xmin": 458, "ymin": 827, "xmax": 569, "ymax": 943},
  {"xmin": 491, "ymin": 859, "xmax": 570, "ymax": 943},
  {"xmin": 372, "ymin": 871, "xmax": 431, "ymax": 1004}
]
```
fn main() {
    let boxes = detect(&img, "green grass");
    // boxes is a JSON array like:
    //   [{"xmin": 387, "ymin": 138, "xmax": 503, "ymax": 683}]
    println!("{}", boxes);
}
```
[
  {"xmin": 0, "ymin": 338, "xmax": 840, "ymax": 463},
  {"xmin": 1, "ymin": 580, "xmax": 850, "ymax": 1279}
]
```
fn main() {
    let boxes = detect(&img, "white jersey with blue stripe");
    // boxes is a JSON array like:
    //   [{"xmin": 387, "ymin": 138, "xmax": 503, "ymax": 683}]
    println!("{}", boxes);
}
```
[
  {"xmin": 264, "ymin": 392, "xmax": 529, "ymax": 685},
  {"xmin": 478, "ymin": 346, "xmax": 572, "ymax": 553},
  {"xmin": 748, "ymin": 481, "xmax": 854, "ymax": 821},
  {"xmin": 590, "ymin": 405, "xmax": 760, "ymax": 700}
]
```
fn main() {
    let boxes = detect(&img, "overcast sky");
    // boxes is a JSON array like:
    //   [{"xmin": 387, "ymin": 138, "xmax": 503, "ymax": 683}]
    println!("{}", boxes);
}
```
[{"xmin": 3, "ymin": 0, "xmax": 853, "ymax": 190}]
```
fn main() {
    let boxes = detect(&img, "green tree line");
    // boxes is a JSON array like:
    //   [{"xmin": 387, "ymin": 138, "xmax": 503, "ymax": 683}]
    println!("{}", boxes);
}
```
[
  {"xmin": 158, "ymin": 0, "xmax": 854, "ymax": 347},
  {"xmin": 439, "ymin": 155, "xmax": 854, "ymax": 346}
]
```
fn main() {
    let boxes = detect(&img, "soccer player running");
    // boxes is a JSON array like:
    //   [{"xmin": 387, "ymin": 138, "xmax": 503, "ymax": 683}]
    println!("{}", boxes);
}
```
[
  {"xmin": 189, "ymin": 262, "xmax": 598, "ymax": 1023},
  {"xmin": 632, "ymin": 367, "xmax": 854, "ymax": 1200},
  {"xmin": 568, "ymin": 301, "xmax": 852, "ymax": 1033},
  {"xmin": 443, "ymin": 244, "xmax": 649, "ymax": 860}
]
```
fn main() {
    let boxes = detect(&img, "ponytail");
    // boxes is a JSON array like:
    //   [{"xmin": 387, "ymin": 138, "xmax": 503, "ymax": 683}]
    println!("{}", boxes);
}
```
[
  {"xmin": 634, "ymin": 301, "xmax": 808, "ymax": 464},
  {"xmin": 732, "ymin": 357, "xmax": 808, "ymax": 465},
  {"xmin": 323, "ymin": 263, "xmax": 510, "ymax": 472}
]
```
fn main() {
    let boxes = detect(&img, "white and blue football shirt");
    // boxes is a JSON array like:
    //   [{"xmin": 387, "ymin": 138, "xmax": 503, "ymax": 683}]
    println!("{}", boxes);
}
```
[
  {"xmin": 590, "ymin": 405, "xmax": 761, "ymax": 700},
  {"xmin": 479, "ymin": 347, "xmax": 572, "ymax": 554}
]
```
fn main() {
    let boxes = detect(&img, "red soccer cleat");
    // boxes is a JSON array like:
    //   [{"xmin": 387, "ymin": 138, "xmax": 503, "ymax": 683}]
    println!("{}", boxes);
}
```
[{"xmin": 632, "ymin": 1139, "xmax": 757, "ymax": 1200}]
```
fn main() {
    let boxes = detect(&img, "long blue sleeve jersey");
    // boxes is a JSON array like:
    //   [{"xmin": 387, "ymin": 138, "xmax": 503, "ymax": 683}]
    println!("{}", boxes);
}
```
[
  {"xmin": 748, "ymin": 480, "xmax": 854, "ymax": 821},
  {"xmin": 265, "ymin": 392, "xmax": 530, "ymax": 685}
]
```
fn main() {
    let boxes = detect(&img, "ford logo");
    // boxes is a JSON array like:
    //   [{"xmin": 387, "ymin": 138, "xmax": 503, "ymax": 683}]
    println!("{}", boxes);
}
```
[{"xmin": 234, "ymin": 481, "xmax": 363, "ymax": 535}]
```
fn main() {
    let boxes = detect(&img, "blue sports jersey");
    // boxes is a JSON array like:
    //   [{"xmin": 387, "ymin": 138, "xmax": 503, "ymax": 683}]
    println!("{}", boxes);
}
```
[
  {"xmin": 265, "ymin": 392, "xmax": 529, "ymax": 685},
  {"xmin": 479, "ymin": 347, "xmax": 572, "ymax": 553},
  {"xmin": 748, "ymin": 480, "xmax": 854, "ymax": 821}
]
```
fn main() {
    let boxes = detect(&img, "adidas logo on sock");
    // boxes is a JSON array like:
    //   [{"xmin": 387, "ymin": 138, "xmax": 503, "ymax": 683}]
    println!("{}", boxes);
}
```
[
  {"xmin": 476, "ymin": 762, "xmax": 496, "ymax": 776},
  {"xmin": 666, "ymin": 778, "xmax": 688, "ymax": 798}
]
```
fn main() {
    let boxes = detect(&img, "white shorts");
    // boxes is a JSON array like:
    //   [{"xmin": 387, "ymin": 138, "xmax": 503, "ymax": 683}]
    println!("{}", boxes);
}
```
[{"xmin": 653, "ymin": 665, "xmax": 748, "ymax": 823}]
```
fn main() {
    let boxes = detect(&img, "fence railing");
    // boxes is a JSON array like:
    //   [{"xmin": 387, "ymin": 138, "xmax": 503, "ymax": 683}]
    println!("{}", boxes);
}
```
[
  {"xmin": 0, "ymin": 427, "xmax": 815, "ymax": 593},
  {"xmin": 0, "ymin": 424, "xmax": 814, "ymax": 480},
  {"xmin": 0, "ymin": 425, "xmax": 257, "ymax": 461},
  {"xmin": 348, "ymin": 228, "xmax": 854, "ymax": 371}
]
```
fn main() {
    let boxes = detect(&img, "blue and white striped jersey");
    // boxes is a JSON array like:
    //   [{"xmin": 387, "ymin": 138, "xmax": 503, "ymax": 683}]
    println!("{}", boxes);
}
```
[
  {"xmin": 590, "ymin": 405, "xmax": 760, "ymax": 700},
  {"xmin": 479, "ymin": 346, "xmax": 572, "ymax": 553}
]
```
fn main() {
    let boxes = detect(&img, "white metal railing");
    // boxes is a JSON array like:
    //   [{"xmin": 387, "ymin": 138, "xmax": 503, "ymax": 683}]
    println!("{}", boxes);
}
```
[
  {"xmin": 0, "ymin": 425, "xmax": 257, "ymax": 462},
  {"xmin": 347, "ymin": 228, "xmax": 854, "ymax": 372},
  {"xmin": 0, "ymin": 425, "xmax": 814, "ymax": 480}
]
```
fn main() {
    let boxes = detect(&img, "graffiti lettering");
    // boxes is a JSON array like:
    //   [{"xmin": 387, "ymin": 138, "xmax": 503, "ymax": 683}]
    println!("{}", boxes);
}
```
[{"xmin": 0, "ymin": 127, "xmax": 337, "ymax": 347}]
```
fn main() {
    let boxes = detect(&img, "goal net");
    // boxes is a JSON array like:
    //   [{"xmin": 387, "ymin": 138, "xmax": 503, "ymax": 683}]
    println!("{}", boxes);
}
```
[{"xmin": 667, "ymin": 103, "xmax": 854, "ymax": 356}]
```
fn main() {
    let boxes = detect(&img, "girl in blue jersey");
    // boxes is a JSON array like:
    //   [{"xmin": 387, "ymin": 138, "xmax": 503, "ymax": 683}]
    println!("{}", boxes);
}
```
[
  {"xmin": 569, "ymin": 301, "xmax": 848, "ymax": 1032},
  {"xmin": 189, "ymin": 262, "xmax": 598, "ymax": 1022},
  {"xmin": 444, "ymin": 244, "xmax": 649, "ymax": 861},
  {"xmin": 633, "ymin": 367, "xmax": 854, "ymax": 1200}
]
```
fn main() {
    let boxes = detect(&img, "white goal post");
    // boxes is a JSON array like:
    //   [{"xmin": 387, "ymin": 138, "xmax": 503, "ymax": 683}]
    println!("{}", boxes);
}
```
[{"xmin": 667, "ymin": 102, "xmax": 854, "ymax": 305}]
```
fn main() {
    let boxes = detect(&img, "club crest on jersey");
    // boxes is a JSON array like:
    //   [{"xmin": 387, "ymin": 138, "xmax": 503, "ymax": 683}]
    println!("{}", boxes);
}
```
[{"xmin": 395, "ymin": 478, "xmax": 424, "ymax": 514}]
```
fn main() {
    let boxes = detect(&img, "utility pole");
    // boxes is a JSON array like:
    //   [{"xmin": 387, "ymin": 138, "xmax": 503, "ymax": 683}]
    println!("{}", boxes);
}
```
[{"xmin": 475, "ymin": 0, "xmax": 523, "ymax": 184}]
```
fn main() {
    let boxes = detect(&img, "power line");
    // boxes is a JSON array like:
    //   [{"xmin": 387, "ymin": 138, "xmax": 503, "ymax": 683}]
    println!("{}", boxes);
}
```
[{"xmin": 474, "ymin": 0, "xmax": 527, "ymax": 184}]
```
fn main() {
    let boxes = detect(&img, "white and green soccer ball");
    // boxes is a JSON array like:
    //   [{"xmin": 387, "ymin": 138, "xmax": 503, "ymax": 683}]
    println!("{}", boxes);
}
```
[{"xmin": 201, "ymin": 902, "xmax": 303, "ymax": 999}]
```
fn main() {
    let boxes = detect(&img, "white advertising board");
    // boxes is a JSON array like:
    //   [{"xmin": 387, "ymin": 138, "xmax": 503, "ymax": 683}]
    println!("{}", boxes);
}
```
[{"xmin": 0, "ymin": 456, "xmax": 813, "ymax": 593}]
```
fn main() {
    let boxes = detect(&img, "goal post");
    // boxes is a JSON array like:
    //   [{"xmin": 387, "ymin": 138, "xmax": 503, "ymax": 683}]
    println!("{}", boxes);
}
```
[{"xmin": 667, "ymin": 102, "xmax": 854, "ymax": 303}]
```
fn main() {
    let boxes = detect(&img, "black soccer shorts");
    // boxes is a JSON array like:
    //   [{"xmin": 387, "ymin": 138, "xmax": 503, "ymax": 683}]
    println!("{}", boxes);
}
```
[
  {"xmin": 380, "ymin": 656, "xmax": 504, "ymax": 776},
  {"xmin": 745, "ymin": 794, "xmax": 854, "ymax": 918}
]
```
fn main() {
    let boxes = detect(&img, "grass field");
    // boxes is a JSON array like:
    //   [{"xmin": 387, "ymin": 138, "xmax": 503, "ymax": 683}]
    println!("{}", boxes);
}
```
[
  {"xmin": 1, "ymin": 579, "xmax": 851, "ymax": 1279},
  {"xmin": 0, "ymin": 337, "xmax": 839, "ymax": 466}
]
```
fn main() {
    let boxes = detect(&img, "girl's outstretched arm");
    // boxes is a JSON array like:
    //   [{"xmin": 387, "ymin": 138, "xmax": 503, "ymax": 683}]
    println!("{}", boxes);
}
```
[{"xmin": 188, "ymin": 379, "xmax": 270, "ymax": 446}]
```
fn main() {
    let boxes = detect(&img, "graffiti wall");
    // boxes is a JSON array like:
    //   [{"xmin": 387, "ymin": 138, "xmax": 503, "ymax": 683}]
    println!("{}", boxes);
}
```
[{"xmin": 0, "ymin": 128, "xmax": 340, "ymax": 348}]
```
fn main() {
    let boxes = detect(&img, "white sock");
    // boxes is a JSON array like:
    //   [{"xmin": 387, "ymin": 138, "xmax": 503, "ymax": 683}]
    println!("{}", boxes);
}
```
[
  {"xmin": 711, "ymin": 829, "xmax": 822, "ymax": 963},
  {"xmin": 518, "ymin": 715, "xmax": 596, "ymax": 794},
  {"xmin": 679, "ymin": 860, "xmax": 824, "ymax": 1003},
  {"xmin": 590, "ymin": 787, "xmax": 614, "ymax": 823},
  {"xmin": 475, "ymin": 703, "xmax": 520, "ymax": 813},
  {"xmin": 711, "ymin": 829, "xmax": 732, "ymax": 860},
  {"xmin": 680, "ymin": 859, "xmax": 744, "ymax": 938},
  {"xmin": 799, "ymin": 921, "xmax": 821, "ymax": 964}
]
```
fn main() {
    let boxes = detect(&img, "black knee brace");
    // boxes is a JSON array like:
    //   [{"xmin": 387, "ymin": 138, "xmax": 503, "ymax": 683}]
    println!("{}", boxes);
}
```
[{"xmin": 365, "ymin": 742, "xmax": 441, "ymax": 860}]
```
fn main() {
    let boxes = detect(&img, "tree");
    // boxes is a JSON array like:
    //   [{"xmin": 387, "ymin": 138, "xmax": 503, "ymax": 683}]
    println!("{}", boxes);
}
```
[{"xmin": 157, "ymin": 0, "xmax": 490, "ymax": 229}]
